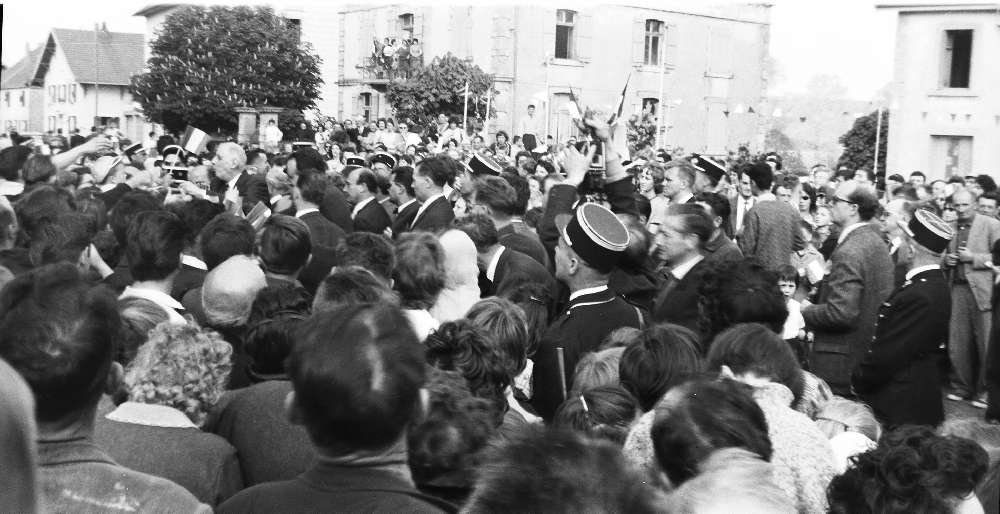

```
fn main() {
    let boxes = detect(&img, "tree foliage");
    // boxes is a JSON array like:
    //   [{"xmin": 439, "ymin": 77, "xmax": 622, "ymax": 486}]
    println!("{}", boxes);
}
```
[
  {"xmin": 837, "ymin": 110, "xmax": 889, "ymax": 175},
  {"xmin": 626, "ymin": 113, "xmax": 657, "ymax": 156},
  {"xmin": 130, "ymin": 5, "xmax": 323, "ymax": 135},
  {"xmin": 384, "ymin": 53, "xmax": 495, "ymax": 131},
  {"xmin": 764, "ymin": 128, "xmax": 807, "ymax": 176}
]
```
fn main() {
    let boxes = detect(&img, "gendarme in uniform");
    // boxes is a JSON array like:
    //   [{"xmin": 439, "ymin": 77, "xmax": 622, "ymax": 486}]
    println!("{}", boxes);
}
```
[{"xmin": 532, "ymin": 202, "xmax": 644, "ymax": 421}]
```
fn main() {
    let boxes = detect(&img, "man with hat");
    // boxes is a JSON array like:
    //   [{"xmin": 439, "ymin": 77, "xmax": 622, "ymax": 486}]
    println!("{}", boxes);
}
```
[
  {"xmin": 852, "ymin": 209, "xmax": 954, "ymax": 427},
  {"xmin": 531, "ymin": 144, "xmax": 644, "ymax": 422},
  {"xmin": 368, "ymin": 151, "xmax": 397, "ymax": 219},
  {"xmin": 123, "ymin": 142, "xmax": 148, "ymax": 171},
  {"xmin": 689, "ymin": 154, "xmax": 727, "ymax": 195}
]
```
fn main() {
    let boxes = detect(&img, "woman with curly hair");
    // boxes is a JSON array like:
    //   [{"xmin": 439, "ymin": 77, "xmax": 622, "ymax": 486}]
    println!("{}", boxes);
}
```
[
  {"xmin": 94, "ymin": 322, "xmax": 242, "ymax": 506},
  {"xmin": 828, "ymin": 425, "xmax": 989, "ymax": 514},
  {"xmin": 637, "ymin": 162, "xmax": 669, "ymax": 231}
]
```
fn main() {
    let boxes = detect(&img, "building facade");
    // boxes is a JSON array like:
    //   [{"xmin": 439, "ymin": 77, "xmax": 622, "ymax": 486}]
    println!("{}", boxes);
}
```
[
  {"xmin": 877, "ymin": 3, "xmax": 1000, "ymax": 180},
  {"xmin": 337, "ymin": 3, "xmax": 772, "ymax": 157},
  {"xmin": 0, "ymin": 46, "xmax": 46, "ymax": 133}
]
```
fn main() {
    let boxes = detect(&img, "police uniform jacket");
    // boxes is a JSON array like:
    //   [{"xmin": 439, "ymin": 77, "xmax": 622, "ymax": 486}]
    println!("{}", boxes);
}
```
[
  {"xmin": 532, "ymin": 286, "xmax": 645, "ymax": 422},
  {"xmin": 851, "ymin": 267, "xmax": 949, "ymax": 427}
]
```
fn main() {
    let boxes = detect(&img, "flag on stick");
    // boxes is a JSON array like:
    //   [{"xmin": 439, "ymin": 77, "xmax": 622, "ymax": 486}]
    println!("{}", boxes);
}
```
[
  {"xmin": 566, "ymin": 83, "xmax": 583, "ymax": 121},
  {"xmin": 463, "ymin": 81, "xmax": 470, "ymax": 132},
  {"xmin": 607, "ymin": 74, "xmax": 630, "ymax": 127},
  {"xmin": 180, "ymin": 125, "xmax": 210, "ymax": 155}
]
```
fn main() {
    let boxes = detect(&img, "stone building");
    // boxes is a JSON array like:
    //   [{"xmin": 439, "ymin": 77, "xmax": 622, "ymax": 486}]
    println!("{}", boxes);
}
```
[{"xmin": 877, "ymin": 3, "xmax": 1000, "ymax": 180}]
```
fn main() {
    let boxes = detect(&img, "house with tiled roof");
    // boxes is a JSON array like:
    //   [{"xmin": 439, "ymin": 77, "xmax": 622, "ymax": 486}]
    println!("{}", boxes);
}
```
[
  {"xmin": 0, "ymin": 45, "xmax": 46, "ymax": 133},
  {"xmin": 1, "ymin": 26, "xmax": 147, "ymax": 141}
]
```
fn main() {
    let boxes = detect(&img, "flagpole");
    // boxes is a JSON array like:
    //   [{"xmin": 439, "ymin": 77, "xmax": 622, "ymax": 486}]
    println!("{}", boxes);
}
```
[
  {"xmin": 463, "ymin": 81, "xmax": 470, "ymax": 134},
  {"xmin": 544, "ymin": 54, "xmax": 551, "ymax": 142},
  {"xmin": 655, "ymin": 37, "xmax": 666, "ymax": 150},
  {"xmin": 873, "ymin": 107, "xmax": 883, "ymax": 176},
  {"xmin": 484, "ymin": 86, "xmax": 492, "ymax": 138}
]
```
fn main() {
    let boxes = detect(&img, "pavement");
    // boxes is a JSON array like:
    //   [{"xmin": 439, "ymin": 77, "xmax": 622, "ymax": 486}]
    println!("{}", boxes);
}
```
[{"xmin": 944, "ymin": 387, "xmax": 992, "ymax": 422}]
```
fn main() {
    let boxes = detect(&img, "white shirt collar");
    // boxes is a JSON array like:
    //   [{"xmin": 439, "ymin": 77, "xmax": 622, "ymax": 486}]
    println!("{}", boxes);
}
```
[
  {"xmin": 106, "ymin": 402, "xmax": 197, "ymax": 429},
  {"xmin": 295, "ymin": 208, "xmax": 320, "ymax": 218},
  {"xmin": 351, "ymin": 196, "xmax": 376, "ymax": 219},
  {"xmin": 119, "ymin": 287, "xmax": 186, "ymax": 324},
  {"xmin": 414, "ymin": 192, "xmax": 447, "ymax": 221},
  {"xmin": 569, "ymin": 284, "xmax": 609, "ymax": 302},
  {"xmin": 227, "ymin": 172, "xmax": 241, "ymax": 190},
  {"xmin": 486, "ymin": 246, "xmax": 505, "ymax": 281},
  {"xmin": 671, "ymin": 254, "xmax": 705, "ymax": 280},
  {"xmin": 838, "ymin": 222, "xmax": 868, "ymax": 244},
  {"xmin": 270, "ymin": 194, "xmax": 284, "ymax": 205},
  {"xmin": 398, "ymin": 198, "xmax": 417, "ymax": 211},
  {"xmin": 889, "ymin": 236, "xmax": 901, "ymax": 254},
  {"xmin": 906, "ymin": 264, "xmax": 940, "ymax": 281},
  {"xmin": 181, "ymin": 254, "xmax": 207, "ymax": 271},
  {"xmin": 674, "ymin": 191, "xmax": 693, "ymax": 204},
  {"xmin": 757, "ymin": 192, "xmax": 776, "ymax": 201}
]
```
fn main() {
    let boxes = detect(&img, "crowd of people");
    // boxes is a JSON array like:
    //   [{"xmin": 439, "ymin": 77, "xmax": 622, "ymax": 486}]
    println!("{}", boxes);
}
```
[{"xmin": 1, "ymin": 111, "xmax": 1000, "ymax": 514}]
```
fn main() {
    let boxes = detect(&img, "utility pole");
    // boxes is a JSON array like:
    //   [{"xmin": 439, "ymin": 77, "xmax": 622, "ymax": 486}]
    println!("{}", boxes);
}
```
[{"xmin": 94, "ymin": 23, "xmax": 100, "ymax": 128}]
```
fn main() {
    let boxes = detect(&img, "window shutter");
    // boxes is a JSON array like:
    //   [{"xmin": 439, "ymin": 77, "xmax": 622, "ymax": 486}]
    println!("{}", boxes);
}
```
[
  {"xmin": 577, "ymin": 13, "xmax": 592, "ymax": 62},
  {"xmin": 664, "ymin": 23, "xmax": 679, "ymax": 68},
  {"xmin": 414, "ymin": 10, "xmax": 424, "ymax": 41},
  {"xmin": 351, "ymin": 95, "xmax": 359, "ymax": 118},
  {"xmin": 543, "ymin": 9, "xmax": 557, "ymax": 59},
  {"xmin": 359, "ymin": 13, "xmax": 373, "ymax": 65},
  {"xmin": 633, "ymin": 18, "xmax": 645, "ymax": 66}
]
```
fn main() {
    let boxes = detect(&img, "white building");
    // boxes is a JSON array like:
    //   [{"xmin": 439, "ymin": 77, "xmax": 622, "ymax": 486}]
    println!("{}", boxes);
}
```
[
  {"xmin": 1, "ymin": 45, "xmax": 46, "ymax": 134},
  {"xmin": 877, "ymin": 3, "xmax": 1000, "ymax": 180}
]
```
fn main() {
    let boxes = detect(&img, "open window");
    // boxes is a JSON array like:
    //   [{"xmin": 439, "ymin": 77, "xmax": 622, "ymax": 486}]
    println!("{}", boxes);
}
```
[
  {"xmin": 555, "ymin": 10, "xmax": 576, "ymax": 59},
  {"xmin": 941, "ymin": 30, "xmax": 972, "ymax": 89}
]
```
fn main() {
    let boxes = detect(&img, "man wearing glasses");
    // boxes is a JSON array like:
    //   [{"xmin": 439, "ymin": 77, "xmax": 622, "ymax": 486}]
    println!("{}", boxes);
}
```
[{"xmin": 803, "ymin": 180, "xmax": 894, "ymax": 397}]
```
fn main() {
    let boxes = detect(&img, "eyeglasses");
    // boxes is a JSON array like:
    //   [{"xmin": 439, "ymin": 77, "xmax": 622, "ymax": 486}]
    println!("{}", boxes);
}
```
[{"xmin": 832, "ymin": 196, "xmax": 856, "ymax": 205}]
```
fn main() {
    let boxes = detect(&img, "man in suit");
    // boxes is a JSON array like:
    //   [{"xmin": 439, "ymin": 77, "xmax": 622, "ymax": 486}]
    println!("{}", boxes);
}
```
[
  {"xmin": 410, "ymin": 155, "xmax": 455, "ymax": 233},
  {"xmin": 389, "ymin": 166, "xmax": 419, "ymax": 239},
  {"xmin": 347, "ymin": 167, "xmax": 391, "ymax": 235},
  {"xmin": 473, "ymin": 175, "xmax": 549, "ymax": 270},
  {"xmin": 729, "ymin": 170, "xmax": 756, "ymax": 240},
  {"xmin": 170, "ymin": 199, "xmax": 224, "ymax": 301},
  {"xmin": 694, "ymin": 192, "xmax": 743, "ymax": 265},
  {"xmin": 803, "ymin": 180, "xmax": 894, "ymax": 396},
  {"xmin": 651, "ymin": 203, "xmax": 714, "ymax": 337},
  {"xmin": 853, "ymin": 210, "xmax": 954, "ymax": 427},
  {"xmin": 294, "ymin": 171, "xmax": 346, "ymax": 294},
  {"xmin": 944, "ymin": 189, "xmax": 1000, "ymax": 408},
  {"xmin": 69, "ymin": 128, "xmax": 87, "ymax": 149},
  {"xmin": 453, "ymin": 213, "xmax": 554, "ymax": 299},
  {"xmin": 209, "ymin": 142, "xmax": 270, "ymax": 215},
  {"xmin": 738, "ymin": 162, "xmax": 805, "ymax": 270},
  {"xmin": 532, "ymin": 145, "xmax": 643, "ymax": 422},
  {"xmin": 661, "ymin": 161, "xmax": 696, "ymax": 205}
]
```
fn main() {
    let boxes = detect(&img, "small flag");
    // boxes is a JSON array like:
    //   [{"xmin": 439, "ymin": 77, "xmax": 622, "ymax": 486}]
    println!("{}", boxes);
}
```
[
  {"xmin": 607, "ymin": 75, "xmax": 630, "ymax": 126},
  {"xmin": 566, "ymin": 83, "xmax": 583, "ymax": 121},
  {"xmin": 531, "ymin": 90, "xmax": 548, "ymax": 107},
  {"xmin": 180, "ymin": 125, "xmax": 211, "ymax": 155},
  {"xmin": 772, "ymin": 108, "xmax": 783, "ymax": 117},
  {"xmin": 733, "ymin": 104, "xmax": 745, "ymax": 114},
  {"xmin": 747, "ymin": 106, "xmax": 756, "ymax": 114}
]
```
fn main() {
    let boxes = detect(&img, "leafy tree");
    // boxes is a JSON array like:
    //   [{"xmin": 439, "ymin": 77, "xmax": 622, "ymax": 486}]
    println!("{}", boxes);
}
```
[
  {"xmin": 130, "ymin": 5, "xmax": 323, "ymax": 135},
  {"xmin": 626, "ymin": 113, "xmax": 657, "ymax": 156},
  {"xmin": 764, "ymin": 128, "xmax": 807, "ymax": 176},
  {"xmin": 837, "ymin": 110, "xmax": 889, "ymax": 175},
  {"xmin": 384, "ymin": 53, "xmax": 495, "ymax": 132}
]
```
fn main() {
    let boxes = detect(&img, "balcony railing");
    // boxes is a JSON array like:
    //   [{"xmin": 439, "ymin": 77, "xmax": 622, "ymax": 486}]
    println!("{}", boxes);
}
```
[{"xmin": 358, "ymin": 55, "xmax": 423, "ymax": 82}]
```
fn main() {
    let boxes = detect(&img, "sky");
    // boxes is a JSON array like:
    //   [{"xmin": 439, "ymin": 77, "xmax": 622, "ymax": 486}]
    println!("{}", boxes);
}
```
[{"xmin": 1, "ymin": 0, "xmax": 901, "ymax": 100}]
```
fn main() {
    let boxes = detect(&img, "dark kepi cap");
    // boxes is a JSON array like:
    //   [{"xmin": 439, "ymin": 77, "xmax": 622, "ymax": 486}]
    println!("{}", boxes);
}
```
[
  {"xmin": 690, "ymin": 153, "xmax": 726, "ymax": 183},
  {"xmin": 370, "ymin": 151, "xmax": 397, "ymax": 169},
  {"xmin": 123, "ymin": 142, "xmax": 145, "ymax": 157},
  {"xmin": 900, "ymin": 209, "xmax": 954, "ymax": 254},
  {"xmin": 345, "ymin": 156, "xmax": 366, "ymax": 167},
  {"xmin": 561, "ymin": 203, "xmax": 630, "ymax": 273},
  {"xmin": 160, "ymin": 145, "xmax": 187, "ymax": 170},
  {"xmin": 467, "ymin": 151, "xmax": 502, "ymax": 177}
]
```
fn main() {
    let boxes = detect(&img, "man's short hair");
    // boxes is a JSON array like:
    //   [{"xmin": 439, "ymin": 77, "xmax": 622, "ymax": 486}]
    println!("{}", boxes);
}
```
[
  {"xmin": 392, "ymin": 166, "xmax": 416, "ymax": 197},
  {"xmin": 353, "ymin": 168, "xmax": 380, "ymax": 194},
  {"xmin": 739, "ymin": 162, "xmax": 774, "ymax": 192},
  {"xmin": 0, "ymin": 145, "xmax": 33, "ymax": 181},
  {"xmin": 665, "ymin": 203, "xmax": 714, "ymax": 245},
  {"xmin": 126, "ymin": 211, "xmax": 185, "ymax": 282},
  {"xmin": 289, "ymin": 303, "xmax": 426, "ymax": 452},
  {"xmin": 313, "ymin": 266, "xmax": 398, "ymax": 311},
  {"xmin": 464, "ymin": 427, "xmax": 672, "ymax": 513},
  {"xmin": 169, "ymin": 199, "xmax": 223, "ymax": 248},
  {"xmin": 667, "ymin": 161, "xmax": 697, "ymax": 190},
  {"xmin": 109, "ymin": 191, "xmax": 162, "ymax": 246},
  {"xmin": 246, "ymin": 148, "xmax": 270, "ymax": 169},
  {"xmin": 501, "ymin": 173, "xmax": 531, "ymax": 216},
  {"xmin": 976, "ymin": 174, "xmax": 998, "ymax": 194},
  {"xmin": 0, "ymin": 264, "xmax": 121, "ymax": 423},
  {"xmin": 846, "ymin": 182, "xmax": 881, "ymax": 221},
  {"xmin": 335, "ymin": 232, "xmax": 395, "ymax": 283},
  {"xmin": 619, "ymin": 324, "xmax": 704, "ymax": 412},
  {"xmin": 199, "ymin": 213, "xmax": 255, "ymax": 270},
  {"xmin": 634, "ymin": 194, "xmax": 652, "ymax": 221},
  {"xmin": 694, "ymin": 192, "xmax": 731, "ymax": 225},
  {"xmin": 290, "ymin": 147, "xmax": 327, "ymax": 173},
  {"xmin": 451, "ymin": 213, "xmax": 499, "ymax": 253},
  {"xmin": 980, "ymin": 190, "xmax": 1000, "ymax": 206},
  {"xmin": 295, "ymin": 170, "xmax": 329, "ymax": 206},
  {"xmin": 416, "ymin": 155, "xmax": 455, "ymax": 188},
  {"xmin": 706, "ymin": 323, "xmax": 805, "ymax": 403},
  {"xmin": 474, "ymin": 176, "xmax": 518, "ymax": 217},
  {"xmin": 892, "ymin": 183, "xmax": 919, "ymax": 202},
  {"xmin": 910, "ymin": 171, "xmax": 925, "ymax": 180},
  {"xmin": 245, "ymin": 284, "xmax": 311, "ymax": 376},
  {"xmin": 257, "ymin": 214, "xmax": 312, "ymax": 275},
  {"xmin": 392, "ymin": 232, "xmax": 446, "ymax": 310},
  {"xmin": 465, "ymin": 297, "xmax": 530, "ymax": 383}
]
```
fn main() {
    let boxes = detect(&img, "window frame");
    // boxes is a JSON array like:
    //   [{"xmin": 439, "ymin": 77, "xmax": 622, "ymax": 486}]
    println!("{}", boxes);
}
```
[
  {"xmin": 400, "ymin": 13, "xmax": 414, "ymax": 40},
  {"xmin": 941, "ymin": 29, "xmax": 973, "ymax": 89},
  {"xmin": 555, "ymin": 9, "xmax": 577, "ymax": 60},
  {"xmin": 644, "ymin": 19, "xmax": 663, "ymax": 66}
]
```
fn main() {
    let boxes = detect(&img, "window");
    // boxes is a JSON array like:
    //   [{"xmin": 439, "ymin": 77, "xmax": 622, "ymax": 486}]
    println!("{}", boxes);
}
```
[
  {"xmin": 49, "ymin": 86, "xmax": 56, "ymax": 103},
  {"xmin": 360, "ymin": 93, "xmax": 372, "ymax": 122},
  {"xmin": 942, "ymin": 30, "xmax": 972, "ymax": 88},
  {"xmin": 931, "ymin": 135, "xmax": 973, "ymax": 178},
  {"xmin": 642, "ymin": 98, "xmax": 659, "ymax": 117},
  {"xmin": 286, "ymin": 18, "xmax": 301, "ymax": 27},
  {"xmin": 555, "ymin": 9, "xmax": 576, "ymax": 59},
  {"xmin": 68, "ymin": 116, "xmax": 77, "ymax": 132},
  {"xmin": 58, "ymin": 85, "xmax": 66, "ymax": 103},
  {"xmin": 644, "ymin": 20, "xmax": 663, "ymax": 65},
  {"xmin": 400, "ymin": 13, "xmax": 414, "ymax": 39},
  {"xmin": 19, "ymin": 91, "xmax": 25, "ymax": 106},
  {"xmin": 48, "ymin": 116, "xmax": 56, "ymax": 131},
  {"xmin": 69, "ymin": 85, "xmax": 76, "ymax": 104},
  {"xmin": 3, "ymin": 92, "xmax": 8, "ymax": 107}
]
